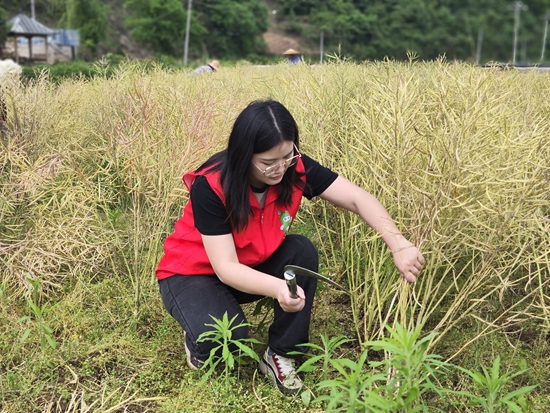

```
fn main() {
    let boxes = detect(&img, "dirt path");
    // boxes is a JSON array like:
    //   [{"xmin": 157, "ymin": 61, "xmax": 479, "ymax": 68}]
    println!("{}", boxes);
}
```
[
  {"xmin": 261, "ymin": 0, "xmax": 302, "ymax": 55},
  {"xmin": 263, "ymin": 29, "xmax": 301, "ymax": 55}
]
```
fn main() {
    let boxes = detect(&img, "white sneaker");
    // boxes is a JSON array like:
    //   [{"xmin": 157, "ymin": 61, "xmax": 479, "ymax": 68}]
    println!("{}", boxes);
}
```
[
  {"xmin": 184, "ymin": 331, "xmax": 204, "ymax": 370},
  {"xmin": 259, "ymin": 347, "xmax": 303, "ymax": 395}
]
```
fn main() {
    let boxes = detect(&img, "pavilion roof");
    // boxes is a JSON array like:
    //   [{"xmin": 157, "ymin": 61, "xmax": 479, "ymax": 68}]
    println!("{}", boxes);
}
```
[{"xmin": 8, "ymin": 13, "xmax": 53, "ymax": 37}]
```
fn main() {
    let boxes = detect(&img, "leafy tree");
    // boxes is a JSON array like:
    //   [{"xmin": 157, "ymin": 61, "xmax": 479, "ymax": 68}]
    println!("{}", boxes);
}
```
[
  {"xmin": 0, "ymin": 7, "xmax": 7, "ymax": 58},
  {"xmin": 275, "ymin": 0, "xmax": 550, "ymax": 63},
  {"xmin": 124, "ymin": 0, "xmax": 200, "ymax": 56},
  {"xmin": 125, "ymin": 0, "xmax": 267, "ymax": 60},
  {"xmin": 363, "ymin": 0, "xmax": 472, "ymax": 60},
  {"xmin": 196, "ymin": 0, "xmax": 268, "ymax": 58},
  {"xmin": 308, "ymin": 1, "xmax": 377, "ymax": 60},
  {"xmin": 52, "ymin": 0, "xmax": 108, "ymax": 58},
  {"xmin": 449, "ymin": 0, "xmax": 550, "ymax": 63},
  {"xmin": 276, "ymin": 0, "xmax": 319, "ymax": 16}
]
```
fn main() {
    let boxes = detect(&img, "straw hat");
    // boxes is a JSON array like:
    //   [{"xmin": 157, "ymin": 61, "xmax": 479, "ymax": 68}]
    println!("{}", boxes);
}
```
[
  {"xmin": 208, "ymin": 60, "xmax": 220, "ymax": 71},
  {"xmin": 283, "ymin": 49, "xmax": 299, "ymax": 55}
]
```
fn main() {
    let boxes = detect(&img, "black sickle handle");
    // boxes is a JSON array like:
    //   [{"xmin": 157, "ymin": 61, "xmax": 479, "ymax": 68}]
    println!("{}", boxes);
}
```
[{"xmin": 284, "ymin": 271, "xmax": 298, "ymax": 299}]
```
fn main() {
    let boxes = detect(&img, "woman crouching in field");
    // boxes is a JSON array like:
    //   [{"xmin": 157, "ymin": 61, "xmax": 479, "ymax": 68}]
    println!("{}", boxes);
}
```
[{"xmin": 155, "ymin": 99, "xmax": 424, "ymax": 395}]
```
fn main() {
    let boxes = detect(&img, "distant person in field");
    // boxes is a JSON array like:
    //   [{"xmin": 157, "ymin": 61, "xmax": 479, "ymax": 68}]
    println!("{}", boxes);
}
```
[
  {"xmin": 283, "ymin": 49, "xmax": 301, "ymax": 65},
  {"xmin": 155, "ymin": 99, "xmax": 424, "ymax": 396},
  {"xmin": 193, "ymin": 60, "xmax": 220, "ymax": 75}
]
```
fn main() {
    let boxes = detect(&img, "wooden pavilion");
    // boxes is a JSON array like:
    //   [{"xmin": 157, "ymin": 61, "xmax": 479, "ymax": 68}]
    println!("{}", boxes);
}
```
[{"xmin": 7, "ymin": 12, "xmax": 53, "ymax": 64}]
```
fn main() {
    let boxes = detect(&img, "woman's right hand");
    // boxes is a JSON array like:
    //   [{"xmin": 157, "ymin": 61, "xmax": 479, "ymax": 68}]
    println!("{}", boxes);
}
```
[{"xmin": 276, "ymin": 282, "xmax": 305, "ymax": 312}]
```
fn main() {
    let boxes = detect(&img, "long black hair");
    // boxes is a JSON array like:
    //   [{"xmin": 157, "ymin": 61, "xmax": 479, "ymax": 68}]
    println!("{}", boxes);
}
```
[{"xmin": 196, "ymin": 99, "xmax": 305, "ymax": 232}]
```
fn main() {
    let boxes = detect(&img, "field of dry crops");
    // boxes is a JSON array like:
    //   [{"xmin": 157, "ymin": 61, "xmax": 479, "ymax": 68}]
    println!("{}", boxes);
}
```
[{"xmin": 0, "ymin": 60, "xmax": 549, "ymax": 411}]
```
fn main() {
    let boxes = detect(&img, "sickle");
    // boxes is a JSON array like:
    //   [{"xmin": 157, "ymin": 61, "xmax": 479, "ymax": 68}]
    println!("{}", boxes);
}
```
[{"xmin": 284, "ymin": 264, "xmax": 349, "ymax": 298}]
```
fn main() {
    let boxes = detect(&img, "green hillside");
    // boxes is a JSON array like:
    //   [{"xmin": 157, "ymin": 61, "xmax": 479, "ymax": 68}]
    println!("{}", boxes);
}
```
[{"xmin": 2, "ymin": 1, "xmax": 550, "ymax": 69}]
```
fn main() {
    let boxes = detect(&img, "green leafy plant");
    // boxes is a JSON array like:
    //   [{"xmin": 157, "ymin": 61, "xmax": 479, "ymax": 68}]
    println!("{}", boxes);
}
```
[
  {"xmin": 15, "ymin": 275, "xmax": 57, "ymax": 351},
  {"xmin": 295, "ymin": 333, "xmax": 356, "ymax": 382},
  {"xmin": 252, "ymin": 296, "xmax": 274, "ymax": 333},
  {"xmin": 309, "ymin": 323, "xmax": 538, "ymax": 412},
  {"xmin": 24, "ymin": 273, "xmax": 41, "ymax": 306},
  {"xmin": 293, "ymin": 334, "xmax": 356, "ymax": 405},
  {"xmin": 451, "ymin": 356, "xmax": 537, "ymax": 413},
  {"xmin": 16, "ymin": 298, "xmax": 57, "ymax": 350},
  {"xmin": 312, "ymin": 323, "xmax": 449, "ymax": 412},
  {"xmin": 197, "ymin": 312, "xmax": 262, "ymax": 385},
  {"xmin": 364, "ymin": 323, "xmax": 449, "ymax": 412},
  {"xmin": 315, "ymin": 346, "xmax": 386, "ymax": 412}
]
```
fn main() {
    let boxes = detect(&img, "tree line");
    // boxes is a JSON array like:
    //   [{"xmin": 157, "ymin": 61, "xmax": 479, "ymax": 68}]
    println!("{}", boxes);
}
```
[
  {"xmin": 2, "ymin": 0, "xmax": 550, "ymax": 64},
  {"xmin": 281, "ymin": 0, "xmax": 550, "ymax": 63}
]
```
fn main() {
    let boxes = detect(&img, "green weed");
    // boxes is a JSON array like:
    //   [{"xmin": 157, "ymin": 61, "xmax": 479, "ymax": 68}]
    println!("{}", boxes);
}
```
[
  {"xmin": 13, "ymin": 275, "xmax": 57, "ymax": 351},
  {"xmin": 312, "ymin": 323, "xmax": 448, "ymax": 412},
  {"xmin": 295, "ymin": 333, "xmax": 356, "ymax": 383},
  {"xmin": 308, "ymin": 323, "xmax": 537, "ymax": 412},
  {"xmin": 197, "ymin": 312, "xmax": 262, "ymax": 386},
  {"xmin": 451, "ymin": 356, "xmax": 538, "ymax": 413}
]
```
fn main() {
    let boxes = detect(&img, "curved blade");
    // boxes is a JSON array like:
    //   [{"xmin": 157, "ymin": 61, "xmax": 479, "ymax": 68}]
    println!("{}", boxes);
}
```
[{"xmin": 284, "ymin": 264, "xmax": 349, "ymax": 294}]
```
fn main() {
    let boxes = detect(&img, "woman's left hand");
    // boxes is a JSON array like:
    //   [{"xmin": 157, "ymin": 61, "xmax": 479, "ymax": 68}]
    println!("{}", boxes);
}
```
[{"xmin": 391, "ymin": 245, "xmax": 425, "ymax": 283}]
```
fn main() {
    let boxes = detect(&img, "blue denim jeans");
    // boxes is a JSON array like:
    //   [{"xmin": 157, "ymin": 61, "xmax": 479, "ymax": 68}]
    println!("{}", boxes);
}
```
[{"xmin": 158, "ymin": 234, "xmax": 318, "ymax": 360}]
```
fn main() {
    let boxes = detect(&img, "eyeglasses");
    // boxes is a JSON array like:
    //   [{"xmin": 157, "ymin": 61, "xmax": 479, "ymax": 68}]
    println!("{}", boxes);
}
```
[{"xmin": 252, "ymin": 144, "xmax": 301, "ymax": 176}]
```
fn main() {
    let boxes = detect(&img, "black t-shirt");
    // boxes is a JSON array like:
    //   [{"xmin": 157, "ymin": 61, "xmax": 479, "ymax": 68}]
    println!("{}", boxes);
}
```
[{"xmin": 191, "ymin": 154, "xmax": 338, "ymax": 235}]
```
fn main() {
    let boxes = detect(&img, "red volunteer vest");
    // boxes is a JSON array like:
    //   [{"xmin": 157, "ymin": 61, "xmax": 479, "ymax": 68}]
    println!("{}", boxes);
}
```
[{"xmin": 155, "ymin": 159, "xmax": 306, "ymax": 280}]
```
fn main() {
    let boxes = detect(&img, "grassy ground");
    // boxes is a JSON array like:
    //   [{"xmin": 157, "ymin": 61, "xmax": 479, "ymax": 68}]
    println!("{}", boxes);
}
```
[
  {"xmin": 1, "ymin": 223, "xmax": 549, "ymax": 412},
  {"xmin": 0, "ymin": 262, "xmax": 358, "ymax": 412}
]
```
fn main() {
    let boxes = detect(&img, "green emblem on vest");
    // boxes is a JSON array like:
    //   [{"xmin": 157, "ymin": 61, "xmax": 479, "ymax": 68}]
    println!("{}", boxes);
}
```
[{"xmin": 279, "ymin": 210, "xmax": 292, "ymax": 233}]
